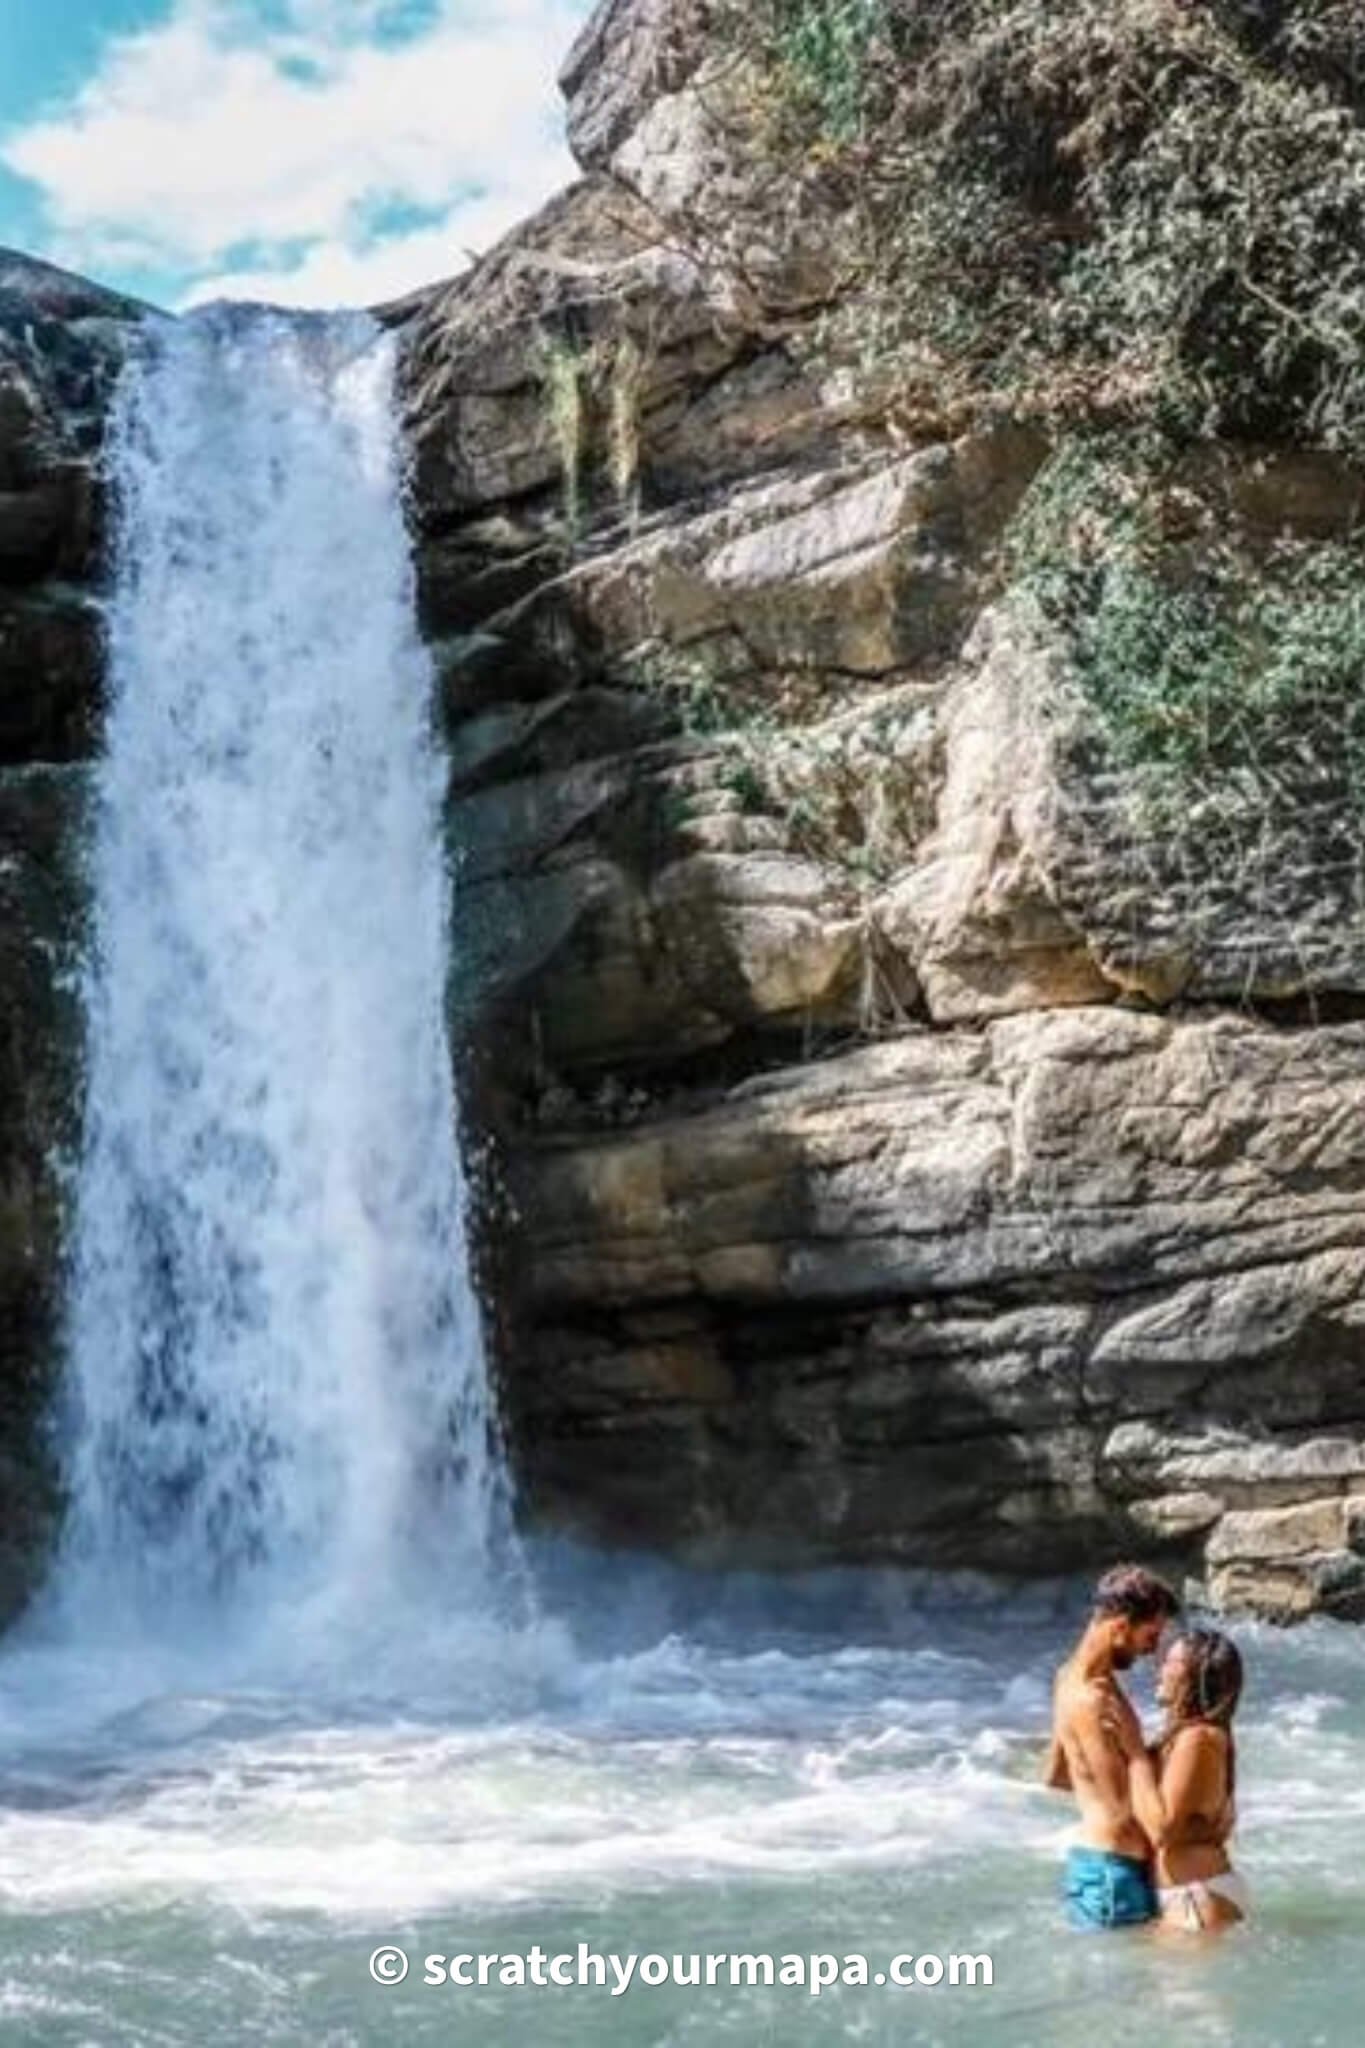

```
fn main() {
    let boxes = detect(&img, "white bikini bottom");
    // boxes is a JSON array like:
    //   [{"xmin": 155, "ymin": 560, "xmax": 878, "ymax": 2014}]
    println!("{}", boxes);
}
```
[{"xmin": 1157, "ymin": 1869, "xmax": 1250, "ymax": 1930}]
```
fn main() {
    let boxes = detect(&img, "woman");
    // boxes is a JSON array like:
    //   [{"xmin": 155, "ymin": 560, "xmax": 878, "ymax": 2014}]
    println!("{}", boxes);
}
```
[{"xmin": 1117, "ymin": 1627, "xmax": 1248, "ymax": 1933}]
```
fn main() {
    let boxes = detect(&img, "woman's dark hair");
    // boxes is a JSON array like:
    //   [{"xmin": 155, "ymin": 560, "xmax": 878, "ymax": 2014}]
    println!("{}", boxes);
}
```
[
  {"xmin": 1093, "ymin": 1563, "xmax": 1181, "ymax": 1626},
  {"xmin": 1163, "ymin": 1628, "xmax": 1243, "ymax": 1803},
  {"xmin": 1167, "ymin": 1628, "xmax": 1244, "ymax": 1733}
]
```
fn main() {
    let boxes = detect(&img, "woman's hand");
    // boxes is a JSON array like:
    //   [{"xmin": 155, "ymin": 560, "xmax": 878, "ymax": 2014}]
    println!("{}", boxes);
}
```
[{"xmin": 1099, "ymin": 1693, "xmax": 1146, "ymax": 1761}]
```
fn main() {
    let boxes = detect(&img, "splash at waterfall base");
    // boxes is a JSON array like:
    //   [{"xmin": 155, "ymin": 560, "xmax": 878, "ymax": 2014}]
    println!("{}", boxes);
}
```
[{"xmin": 4, "ymin": 1571, "xmax": 1365, "ymax": 2047}]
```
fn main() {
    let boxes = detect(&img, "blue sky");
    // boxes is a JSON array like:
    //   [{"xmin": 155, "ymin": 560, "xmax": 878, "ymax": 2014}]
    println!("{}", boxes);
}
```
[{"xmin": 0, "ymin": 0, "xmax": 593, "ymax": 310}]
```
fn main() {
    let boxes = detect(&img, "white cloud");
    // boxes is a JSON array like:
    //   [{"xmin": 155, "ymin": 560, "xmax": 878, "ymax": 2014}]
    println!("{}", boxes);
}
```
[
  {"xmin": 183, "ymin": 182, "xmax": 566, "ymax": 309},
  {"xmin": 2, "ymin": 0, "xmax": 590, "ymax": 307}
]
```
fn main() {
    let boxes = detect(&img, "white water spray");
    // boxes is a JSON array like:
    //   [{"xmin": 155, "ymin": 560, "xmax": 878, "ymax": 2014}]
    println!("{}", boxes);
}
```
[{"xmin": 50, "ymin": 307, "xmax": 503, "ymax": 1643}]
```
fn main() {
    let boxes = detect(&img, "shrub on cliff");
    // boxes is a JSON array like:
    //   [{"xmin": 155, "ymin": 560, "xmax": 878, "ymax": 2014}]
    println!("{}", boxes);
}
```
[
  {"xmin": 706, "ymin": 0, "xmax": 1365, "ymax": 874},
  {"xmin": 737, "ymin": 0, "xmax": 1365, "ymax": 452},
  {"xmin": 1008, "ymin": 439, "xmax": 1365, "ymax": 853}
]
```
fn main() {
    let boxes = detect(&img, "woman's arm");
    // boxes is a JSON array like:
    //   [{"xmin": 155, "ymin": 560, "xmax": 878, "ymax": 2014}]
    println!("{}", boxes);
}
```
[
  {"xmin": 1126, "ymin": 1741, "xmax": 1166, "ymax": 1847},
  {"xmin": 1105, "ymin": 1707, "xmax": 1163, "ymax": 1843},
  {"xmin": 1124, "ymin": 1725, "xmax": 1223, "ymax": 1850}
]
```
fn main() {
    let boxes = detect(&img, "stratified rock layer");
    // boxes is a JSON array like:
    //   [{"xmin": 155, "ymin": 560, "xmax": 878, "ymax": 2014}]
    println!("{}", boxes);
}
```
[
  {"xmin": 503, "ymin": 1012, "xmax": 1365, "ymax": 1611},
  {"xmin": 392, "ymin": 0, "xmax": 1365, "ymax": 1620}
]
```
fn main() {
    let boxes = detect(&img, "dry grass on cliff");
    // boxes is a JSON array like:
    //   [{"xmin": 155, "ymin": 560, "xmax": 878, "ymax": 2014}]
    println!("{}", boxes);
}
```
[{"xmin": 736, "ymin": 0, "xmax": 1365, "ymax": 454}]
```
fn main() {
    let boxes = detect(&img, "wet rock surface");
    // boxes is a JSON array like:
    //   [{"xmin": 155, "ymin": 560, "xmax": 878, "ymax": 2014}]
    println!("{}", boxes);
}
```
[{"xmin": 0, "ymin": 253, "xmax": 146, "ymax": 1622}]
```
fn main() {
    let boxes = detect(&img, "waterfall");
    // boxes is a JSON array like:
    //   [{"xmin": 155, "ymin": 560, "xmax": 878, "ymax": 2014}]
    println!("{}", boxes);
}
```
[{"xmin": 48, "ymin": 306, "xmax": 504, "ymax": 1643}]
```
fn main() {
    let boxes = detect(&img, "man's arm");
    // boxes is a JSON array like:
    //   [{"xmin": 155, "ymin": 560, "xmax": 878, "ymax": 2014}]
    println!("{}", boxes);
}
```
[{"xmin": 1042, "ymin": 1729, "xmax": 1072, "ymax": 1791}]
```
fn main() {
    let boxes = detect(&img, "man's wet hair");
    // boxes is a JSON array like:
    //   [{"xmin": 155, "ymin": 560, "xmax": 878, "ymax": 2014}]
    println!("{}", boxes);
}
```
[{"xmin": 1092, "ymin": 1564, "xmax": 1180, "ymax": 1626}]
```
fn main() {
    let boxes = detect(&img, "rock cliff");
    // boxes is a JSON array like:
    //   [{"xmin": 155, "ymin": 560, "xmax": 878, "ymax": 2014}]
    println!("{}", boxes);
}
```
[
  {"xmin": 0, "ymin": 253, "xmax": 149, "ymax": 1619},
  {"xmin": 392, "ymin": 0, "xmax": 1365, "ymax": 1622},
  {"xmin": 8, "ymin": 1, "xmax": 1365, "ymax": 1623}
]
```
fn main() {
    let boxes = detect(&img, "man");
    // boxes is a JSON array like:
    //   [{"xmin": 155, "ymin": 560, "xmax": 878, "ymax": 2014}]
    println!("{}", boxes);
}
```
[{"xmin": 1044, "ymin": 1563, "xmax": 1181, "ymax": 1930}]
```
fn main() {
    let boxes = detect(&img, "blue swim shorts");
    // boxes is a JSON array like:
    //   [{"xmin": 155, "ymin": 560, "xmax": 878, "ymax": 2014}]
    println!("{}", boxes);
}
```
[{"xmin": 1064, "ymin": 1846, "xmax": 1157, "ymax": 1930}]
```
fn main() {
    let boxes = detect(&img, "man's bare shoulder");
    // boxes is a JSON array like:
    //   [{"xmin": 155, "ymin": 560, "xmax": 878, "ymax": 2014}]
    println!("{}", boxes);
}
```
[
  {"xmin": 1054, "ymin": 1665, "xmax": 1115, "ymax": 1716},
  {"xmin": 1056, "ymin": 1670, "xmax": 1138, "ymax": 1763}
]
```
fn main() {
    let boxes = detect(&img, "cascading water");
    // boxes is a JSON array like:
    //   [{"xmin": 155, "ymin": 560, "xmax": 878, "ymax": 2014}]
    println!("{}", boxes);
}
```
[{"xmin": 49, "ymin": 307, "xmax": 504, "ymax": 1642}]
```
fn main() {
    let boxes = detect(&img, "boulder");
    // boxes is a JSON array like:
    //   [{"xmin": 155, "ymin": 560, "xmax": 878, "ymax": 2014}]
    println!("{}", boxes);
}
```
[
  {"xmin": 1207, "ymin": 1500, "xmax": 1365, "ymax": 1623},
  {"xmin": 560, "ymin": 0, "xmax": 708, "ymax": 170}
]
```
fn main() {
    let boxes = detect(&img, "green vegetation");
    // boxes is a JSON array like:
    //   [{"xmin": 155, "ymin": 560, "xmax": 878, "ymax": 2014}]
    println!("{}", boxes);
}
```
[
  {"xmin": 1008, "ymin": 437, "xmax": 1365, "ymax": 845},
  {"xmin": 623, "ymin": 640, "xmax": 742, "ymax": 738},
  {"xmin": 717, "ymin": 751, "xmax": 770, "ymax": 815},
  {"xmin": 774, "ymin": 0, "xmax": 881, "ymax": 139},
  {"xmin": 625, "ymin": 638, "xmax": 931, "ymax": 882},
  {"xmin": 710, "ymin": 3, "xmax": 1365, "ymax": 862},
  {"xmin": 537, "ymin": 335, "xmax": 587, "ymax": 538},
  {"xmin": 536, "ymin": 330, "xmax": 651, "ymax": 537},
  {"xmin": 607, "ymin": 333, "xmax": 646, "ymax": 519},
  {"xmin": 613, "ymin": 4, "xmax": 1365, "ymax": 912},
  {"xmin": 737, "ymin": 1, "xmax": 1365, "ymax": 454}
]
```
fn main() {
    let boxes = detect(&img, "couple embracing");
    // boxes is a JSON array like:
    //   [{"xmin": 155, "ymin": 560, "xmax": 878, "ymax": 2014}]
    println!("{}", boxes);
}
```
[{"xmin": 1045, "ymin": 1565, "xmax": 1247, "ymax": 1935}]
